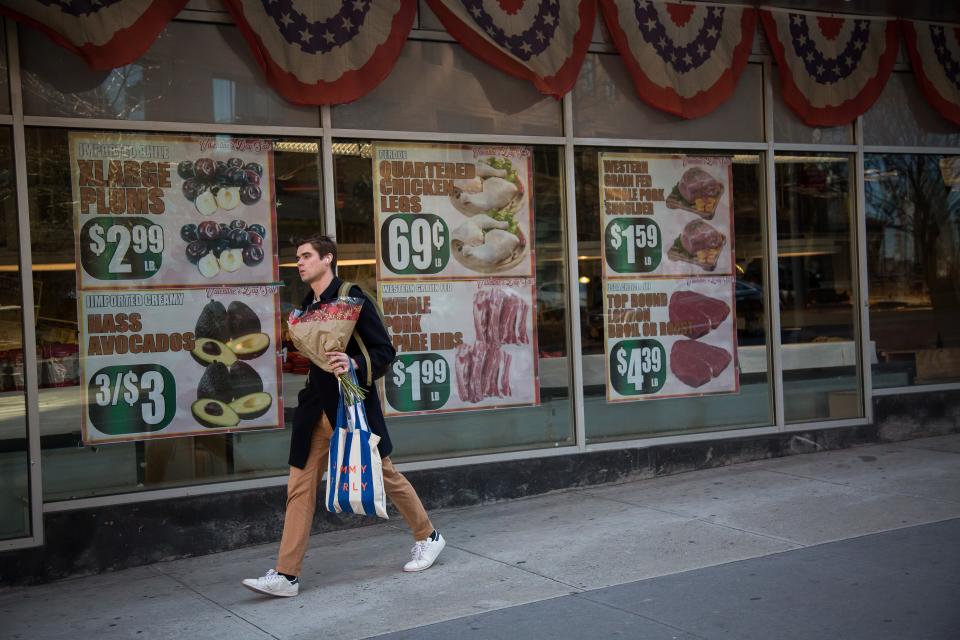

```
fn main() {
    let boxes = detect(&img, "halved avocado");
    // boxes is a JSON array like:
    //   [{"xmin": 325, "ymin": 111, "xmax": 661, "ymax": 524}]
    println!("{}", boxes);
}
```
[
  {"xmin": 227, "ymin": 332, "xmax": 270, "ymax": 360},
  {"xmin": 229, "ymin": 361, "xmax": 263, "ymax": 398},
  {"xmin": 197, "ymin": 361, "xmax": 233, "ymax": 403},
  {"xmin": 191, "ymin": 398, "xmax": 240, "ymax": 428},
  {"xmin": 191, "ymin": 338, "xmax": 238, "ymax": 367},
  {"xmin": 229, "ymin": 392, "xmax": 273, "ymax": 420},
  {"xmin": 227, "ymin": 300, "xmax": 261, "ymax": 340}
]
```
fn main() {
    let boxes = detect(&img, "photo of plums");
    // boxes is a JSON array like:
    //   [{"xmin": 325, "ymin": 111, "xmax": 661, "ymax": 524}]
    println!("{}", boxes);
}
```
[
  {"xmin": 178, "ymin": 156, "xmax": 266, "ymax": 214},
  {"xmin": 184, "ymin": 215, "xmax": 268, "ymax": 279}
]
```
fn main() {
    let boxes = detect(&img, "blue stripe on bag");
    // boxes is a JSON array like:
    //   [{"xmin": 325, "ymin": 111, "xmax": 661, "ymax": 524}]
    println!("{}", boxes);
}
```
[
  {"xmin": 337, "ymin": 427, "xmax": 355, "ymax": 514},
  {"xmin": 359, "ymin": 430, "xmax": 375, "ymax": 516},
  {"xmin": 326, "ymin": 424, "xmax": 339, "ymax": 513}
]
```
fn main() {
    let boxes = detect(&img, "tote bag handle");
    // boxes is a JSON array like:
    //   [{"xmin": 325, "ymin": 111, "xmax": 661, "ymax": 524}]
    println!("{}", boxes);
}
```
[{"xmin": 336, "ymin": 360, "xmax": 369, "ymax": 433}]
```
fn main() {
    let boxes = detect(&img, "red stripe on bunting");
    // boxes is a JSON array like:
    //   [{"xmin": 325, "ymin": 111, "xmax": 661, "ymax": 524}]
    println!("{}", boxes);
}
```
[
  {"xmin": 902, "ymin": 21, "xmax": 960, "ymax": 126},
  {"xmin": 599, "ymin": 1, "xmax": 756, "ymax": 119},
  {"xmin": 0, "ymin": 1, "xmax": 189, "ymax": 70},
  {"xmin": 223, "ymin": 0, "xmax": 416, "ymax": 106},
  {"xmin": 761, "ymin": 11, "xmax": 899, "ymax": 127},
  {"xmin": 425, "ymin": 0, "xmax": 597, "ymax": 98}
]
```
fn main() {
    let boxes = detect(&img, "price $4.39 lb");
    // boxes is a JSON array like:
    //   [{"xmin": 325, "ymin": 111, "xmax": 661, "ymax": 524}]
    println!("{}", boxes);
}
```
[{"xmin": 609, "ymin": 339, "xmax": 667, "ymax": 396}]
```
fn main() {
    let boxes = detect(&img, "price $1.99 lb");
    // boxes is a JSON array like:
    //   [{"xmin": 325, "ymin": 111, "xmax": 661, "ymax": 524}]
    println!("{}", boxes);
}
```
[
  {"xmin": 609, "ymin": 339, "xmax": 667, "ymax": 396},
  {"xmin": 385, "ymin": 353, "xmax": 451, "ymax": 412}
]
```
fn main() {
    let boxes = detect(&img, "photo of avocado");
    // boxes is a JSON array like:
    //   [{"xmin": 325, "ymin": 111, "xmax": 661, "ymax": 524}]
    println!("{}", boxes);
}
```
[{"xmin": 190, "ymin": 299, "xmax": 274, "ymax": 428}]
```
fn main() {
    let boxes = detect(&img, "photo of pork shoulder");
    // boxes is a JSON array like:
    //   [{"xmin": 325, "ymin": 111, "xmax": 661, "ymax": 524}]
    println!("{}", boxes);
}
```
[
  {"xmin": 668, "ymin": 290, "xmax": 730, "ymax": 339},
  {"xmin": 677, "ymin": 167, "xmax": 722, "ymax": 202},
  {"xmin": 679, "ymin": 219, "xmax": 725, "ymax": 254},
  {"xmin": 670, "ymin": 340, "xmax": 732, "ymax": 388}
]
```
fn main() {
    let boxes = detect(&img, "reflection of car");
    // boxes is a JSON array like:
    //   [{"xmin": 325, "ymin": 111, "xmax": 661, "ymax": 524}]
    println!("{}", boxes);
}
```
[
  {"xmin": 536, "ymin": 281, "xmax": 586, "ymax": 310},
  {"xmin": 735, "ymin": 279, "xmax": 763, "ymax": 303}
]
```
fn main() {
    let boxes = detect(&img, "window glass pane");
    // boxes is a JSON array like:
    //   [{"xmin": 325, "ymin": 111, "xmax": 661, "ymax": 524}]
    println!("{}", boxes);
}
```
[
  {"xmin": 332, "ymin": 140, "xmax": 574, "ymax": 460},
  {"xmin": 866, "ymin": 153, "xmax": 960, "ymax": 388},
  {"xmin": 0, "ymin": 127, "xmax": 30, "ymax": 539},
  {"xmin": 863, "ymin": 72, "xmax": 960, "ymax": 147},
  {"xmin": 0, "ymin": 24, "xmax": 10, "ymax": 115},
  {"xmin": 575, "ymin": 147, "xmax": 773, "ymax": 442},
  {"xmin": 26, "ymin": 128, "xmax": 321, "ymax": 500},
  {"xmin": 572, "ymin": 56, "xmax": 764, "ymax": 142},
  {"xmin": 331, "ymin": 41, "xmax": 562, "ymax": 136},
  {"xmin": 775, "ymin": 153, "xmax": 862, "ymax": 422},
  {"xmin": 771, "ymin": 72, "xmax": 852, "ymax": 144},
  {"xmin": 19, "ymin": 22, "xmax": 318, "ymax": 127}
]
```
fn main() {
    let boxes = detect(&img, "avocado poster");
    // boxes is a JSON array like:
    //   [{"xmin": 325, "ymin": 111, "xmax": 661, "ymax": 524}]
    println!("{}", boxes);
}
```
[
  {"xmin": 70, "ymin": 132, "xmax": 283, "ymax": 444},
  {"xmin": 79, "ymin": 288, "xmax": 283, "ymax": 443},
  {"xmin": 599, "ymin": 153, "xmax": 734, "ymax": 279}
]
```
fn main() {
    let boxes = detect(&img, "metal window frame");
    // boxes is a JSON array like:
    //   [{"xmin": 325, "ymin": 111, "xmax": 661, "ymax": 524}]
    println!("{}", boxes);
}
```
[{"xmin": 0, "ymin": 13, "xmax": 954, "ymax": 522}]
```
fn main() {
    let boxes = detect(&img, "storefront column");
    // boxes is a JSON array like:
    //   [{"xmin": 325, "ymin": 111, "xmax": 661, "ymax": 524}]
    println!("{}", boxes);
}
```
[
  {"xmin": 854, "ymin": 115, "xmax": 874, "ymax": 422},
  {"xmin": 563, "ymin": 93, "xmax": 586, "ymax": 449}
]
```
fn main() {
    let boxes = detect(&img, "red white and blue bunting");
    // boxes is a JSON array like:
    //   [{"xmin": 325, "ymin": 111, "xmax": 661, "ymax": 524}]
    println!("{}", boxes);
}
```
[
  {"xmin": 599, "ymin": 1, "xmax": 756, "ymax": 119},
  {"xmin": 222, "ymin": 1, "xmax": 416, "ymax": 105},
  {"xmin": 903, "ymin": 20, "xmax": 960, "ymax": 126},
  {"xmin": 0, "ymin": 0, "xmax": 189, "ymax": 70},
  {"xmin": 424, "ymin": 0, "xmax": 596, "ymax": 98},
  {"xmin": 761, "ymin": 8, "xmax": 899, "ymax": 127}
]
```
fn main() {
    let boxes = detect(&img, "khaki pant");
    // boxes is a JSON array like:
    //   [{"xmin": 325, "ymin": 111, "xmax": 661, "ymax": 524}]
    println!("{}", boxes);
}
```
[{"xmin": 277, "ymin": 413, "xmax": 433, "ymax": 576}]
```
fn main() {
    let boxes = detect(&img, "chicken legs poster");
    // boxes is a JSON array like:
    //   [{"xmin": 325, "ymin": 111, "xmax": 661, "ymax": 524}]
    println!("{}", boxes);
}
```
[
  {"xmin": 372, "ymin": 143, "xmax": 540, "ymax": 416},
  {"xmin": 599, "ymin": 153, "xmax": 739, "ymax": 401}
]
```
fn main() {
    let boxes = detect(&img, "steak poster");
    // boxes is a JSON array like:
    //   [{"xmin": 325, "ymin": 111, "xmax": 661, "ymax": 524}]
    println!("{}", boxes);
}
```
[
  {"xmin": 378, "ymin": 280, "xmax": 539, "ymax": 416},
  {"xmin": 599, "ymin": 152, "xmax": 739, "ymax": 402},
  {"xmin": 372, "ymin": 143, "xmax": 535, "ymax": 280},
  {"xmin": 599, "ymin": 153, "xmax": 734, "ymax": 278},
  {"xmin": 79, "ymin": 287, "xmax": 283, "ymax": 443},
  {"xmin": 70, "ymin": 132, "xmax": 283, "ymax": 443},
  {"xmin": 604, "ymin": 278, "xmax": 739, "ymax": 401}
]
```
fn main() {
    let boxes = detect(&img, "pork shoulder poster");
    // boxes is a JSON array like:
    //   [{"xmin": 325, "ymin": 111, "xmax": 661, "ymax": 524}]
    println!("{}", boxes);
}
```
[
  {"xmin": 378, "ymin": 280, "xmax": 539, "ymax": 416},
  {"xmin": 372, "ymin": 143, "xmax": 535, "ymax": 280},
  {"xmin": 604, "ymin": 278, "xmax": 739, "ymax": 402},
  {"xmin": 79, "ymin": 287, "xmax": 283, "ymax": 444},
  {"xmin": 599, "ymin": 153, "xmax": 734, "ymax": 278}
]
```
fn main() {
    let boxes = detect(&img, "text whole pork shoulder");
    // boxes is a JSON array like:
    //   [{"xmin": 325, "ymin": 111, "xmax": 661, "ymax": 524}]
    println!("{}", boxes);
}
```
[
  {"xmin": 670, "ymin": 340, "xmax": 732, "ymax": 388},
  {"xmin": 668, "ymin": 290, "xmax": 730, "ymax": 339}
]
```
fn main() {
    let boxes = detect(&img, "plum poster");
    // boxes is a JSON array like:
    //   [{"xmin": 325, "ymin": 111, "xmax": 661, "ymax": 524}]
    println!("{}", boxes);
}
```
[
  {"xmin": 377, "ymin": 280, "xmax": 539, "ymax": 416},
  {"xmin": 599, "ymin": 153, "xmax": 734, "ymax": 278},
  {"xmin": 70, "ymin": 132, "xmax": 283, "ymax": 443},
  {"xmin": 372, "ymin": 142, "xmax": 534, "ymax": 280},
  {"xmin": 599, "ymin": 152, "xmax": 739, "ymax": 402}
]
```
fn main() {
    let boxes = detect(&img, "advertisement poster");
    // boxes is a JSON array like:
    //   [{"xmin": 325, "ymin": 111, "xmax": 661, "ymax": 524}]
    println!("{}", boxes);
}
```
[
  {"xmin": 70, "ymin": 132, "xmax": 283, "ymax": 444},
  {"xmin": 78, "ymin": 287, "xmax": 283, "ymax": 443},
  {"xmin": 604, "ymin": 278, "xmax": 739, "ymax": 402},
  {"xmin": 70, "ymin": 132, "xmax": 278, "ymax": 290},
  {"xmin": 600, "ymin": 153, "xmax": 734, "ymax": 278},
  {"xmin": 599, "ymin": 152, "xmax": 739, "ymax": 402},
  {"xmin": 378, "ymin": 279, "xmax": 539, "ymax": 416},
  {"xmin": 372, "ymin": 142, "xmax": 535, "ymax": 281}
]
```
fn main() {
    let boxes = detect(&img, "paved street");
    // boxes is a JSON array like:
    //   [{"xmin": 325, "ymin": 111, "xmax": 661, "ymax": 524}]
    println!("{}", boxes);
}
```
[{"xmin": 4, "ymin": 434, "xmax": 959, "ymax": 640}]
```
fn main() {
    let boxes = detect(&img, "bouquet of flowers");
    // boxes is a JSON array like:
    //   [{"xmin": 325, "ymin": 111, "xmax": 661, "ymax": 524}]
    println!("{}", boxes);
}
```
[{"xmin": 287, "ymin": 296, "xmax": 366, "ymax": 404}]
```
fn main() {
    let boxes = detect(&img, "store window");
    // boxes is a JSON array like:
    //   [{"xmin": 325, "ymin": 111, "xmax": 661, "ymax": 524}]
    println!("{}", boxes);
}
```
[
  {"xmin": 0, "ymin": 24, "xmax": 10, "ymax": 115},
  {"xmin": 331, "ymin": 40, "xmax": 562, "ymax": 137},
  {"xmin": 332, "ymin": 140, "xmax": 574, "ymax": 460},
  {"xmin": 775, "ymin": 153, "xmax": 862, "ymax": 422},
  {"xmin": 770, "ymin": 72, "xmax": 853, "ymax": 145},
  {"xmin": 866, "ymin": 153, "xmax": 960, "ymax": 388},
  {"xmin": 572, "ymin": 56, "xmax": 764, "ymax": 142},
  {"xmin": 575, "ymin": 147, "xmax": 773, "ymax": 442},
  {"xmin": 863, "ymin": 72, "xmax": 960, "ymax": 148},
  {"xmin": 0, "ymin": 126, "xmax": 30, "ymax": 539},
  {"xmin": 18, "ymin": 21, "xmax": 319, "ymax": 127},
  {"xmin": 26, "ymin": 128, "xmax": 322, "ymax": 500}
]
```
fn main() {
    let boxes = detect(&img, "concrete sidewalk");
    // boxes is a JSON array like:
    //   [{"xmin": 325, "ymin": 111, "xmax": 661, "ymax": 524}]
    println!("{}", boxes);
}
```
[{"xmin": 3, "ymin": 434, "xmax": 959, "ymax": 640}]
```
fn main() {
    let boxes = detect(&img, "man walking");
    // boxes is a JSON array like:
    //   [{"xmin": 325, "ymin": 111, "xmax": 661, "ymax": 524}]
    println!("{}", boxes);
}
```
[{"xmin": 243, "ymin": 234, "xmax": 445, "ymax": 597}]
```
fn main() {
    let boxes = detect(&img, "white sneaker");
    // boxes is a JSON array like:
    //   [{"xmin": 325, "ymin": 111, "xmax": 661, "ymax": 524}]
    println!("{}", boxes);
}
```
[
  {"xmin": 403, "ymin": 532, "xmax": 446, "ymax": 572},
  {"xmin": 241, "ymin": 569, "xmax": 299, "ymax": 597}
]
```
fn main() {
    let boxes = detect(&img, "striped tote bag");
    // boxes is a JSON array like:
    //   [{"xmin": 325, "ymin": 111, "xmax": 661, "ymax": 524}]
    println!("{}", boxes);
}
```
[{"xmin": 325, "ymin": 367, "xmax": 388, "ymax": 519}]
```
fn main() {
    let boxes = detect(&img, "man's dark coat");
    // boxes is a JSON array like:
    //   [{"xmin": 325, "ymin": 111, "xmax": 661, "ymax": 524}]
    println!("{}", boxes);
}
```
[{"xmin": 289, "ymin": 277, "xmax": 396, "ymax": 468}]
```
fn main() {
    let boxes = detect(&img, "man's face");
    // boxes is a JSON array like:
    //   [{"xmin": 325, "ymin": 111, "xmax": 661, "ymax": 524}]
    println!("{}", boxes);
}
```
[{"xmin": 296, "ymin": 243, "xmax": 331, "ymax": 284}]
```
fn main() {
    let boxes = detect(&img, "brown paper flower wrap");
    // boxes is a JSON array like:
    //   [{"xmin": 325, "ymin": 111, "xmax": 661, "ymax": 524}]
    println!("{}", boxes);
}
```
[{"xmin": 287, "ymin": 297, "xmax": 366, "ymax": 403}]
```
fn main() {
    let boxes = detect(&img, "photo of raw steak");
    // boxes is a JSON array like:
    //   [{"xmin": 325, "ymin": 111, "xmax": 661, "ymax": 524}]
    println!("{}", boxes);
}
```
[
  {"xmin": 668, "ymin": 291, "xmax": 731, "ymax": 339},
  {"xmin": 680, "ymin": 219, "xmax": 724, "ymax": 255},
  {"xmin": 670, "ymin": 340, "xmax": 732, "ymax": 388},
  {"xmin": 677, "ymin": 167, "xmax": 722, "ymax": 202}
]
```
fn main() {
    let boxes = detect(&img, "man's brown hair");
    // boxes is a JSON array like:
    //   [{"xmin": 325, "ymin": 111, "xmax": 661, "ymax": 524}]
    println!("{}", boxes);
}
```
[{"xmin": 293, "ymin": 233, "xmax": 337, "ymax": 271}]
